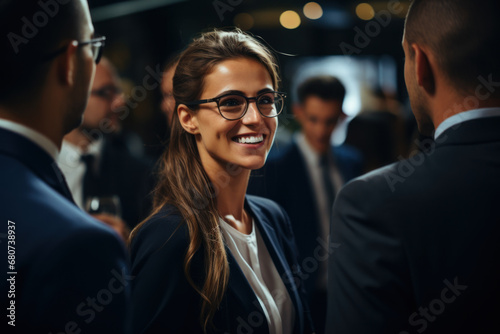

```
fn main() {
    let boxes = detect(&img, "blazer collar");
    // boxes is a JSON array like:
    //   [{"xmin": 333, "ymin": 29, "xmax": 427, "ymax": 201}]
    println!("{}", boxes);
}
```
[
  {"xmin": 245, "ymin": 197, "xmax": 304, "ymax": 333},
  {"xmin": 436, "ymin": 116, "xmax": 500, "ymax": 147},
  {"xmin": 0, "ymin": 128, "xmax": 75, "ymax": 203}
]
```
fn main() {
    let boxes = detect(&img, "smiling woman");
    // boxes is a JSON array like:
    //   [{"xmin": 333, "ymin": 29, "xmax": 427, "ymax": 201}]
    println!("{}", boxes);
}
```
[{"xmin": 129, "ymin": 29, "xmax": 314, "ymax": 334}]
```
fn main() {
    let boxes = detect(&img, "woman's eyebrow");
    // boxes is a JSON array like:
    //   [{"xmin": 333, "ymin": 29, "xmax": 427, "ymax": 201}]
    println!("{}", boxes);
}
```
[
  {"xmin": 214, "ymin": 90, "xmax": 245, "ymax": 98},
  {"xmin": 215, "ymin": 88, "xmax": 274, "ymax": 98}
]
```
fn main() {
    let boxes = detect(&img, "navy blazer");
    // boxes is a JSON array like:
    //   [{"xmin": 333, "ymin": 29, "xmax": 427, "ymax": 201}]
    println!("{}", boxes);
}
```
[
  {"xmin": 130, "ymin": 195, "xmax": 314, "ymax": 333},
  {"xmin": 247, "ymin": 140, "xmax": 363, "ymax": 297},
  {"xmin": 327, "ymin": 116, "xmax": 500, "ymax": 333},
  {"xmin": 0, "ymin": 128, "xmax": 131, "ymax": 334}
]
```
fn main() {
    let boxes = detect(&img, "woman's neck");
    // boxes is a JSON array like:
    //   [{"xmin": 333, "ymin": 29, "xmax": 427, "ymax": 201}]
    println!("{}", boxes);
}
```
[{"xmin": 205, "ymin": 162, "xmax": 252, "ymax": 231}]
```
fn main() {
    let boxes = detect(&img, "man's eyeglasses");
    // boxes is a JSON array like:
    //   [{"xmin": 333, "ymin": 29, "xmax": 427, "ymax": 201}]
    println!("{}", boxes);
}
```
[
  {"xmin": 184, "ymin": 91, "xmax": 286, "ymax": 121},
  {"xmin": 42, "ymin": 36, "xmax": 106, "ymax": 64}
]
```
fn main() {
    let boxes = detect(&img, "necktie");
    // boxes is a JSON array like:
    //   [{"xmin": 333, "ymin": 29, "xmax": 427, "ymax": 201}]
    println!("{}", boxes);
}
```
[
  {"xmin": 81, "ymin": 154, "xmax": 100, "ymax": 201},
  {"xmin": 320, "ymin": 154, "xmax": 336, "ymax": 209}
]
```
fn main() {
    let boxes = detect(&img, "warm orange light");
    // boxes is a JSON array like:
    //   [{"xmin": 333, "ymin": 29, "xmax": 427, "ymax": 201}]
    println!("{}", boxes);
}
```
[
  {"xmin": 280, "ymin": 10, "xmax": 301, "ymax": 29},
  {"xmin": 356, "ymin": 3, "xmax": 375, "ymax": 21}
]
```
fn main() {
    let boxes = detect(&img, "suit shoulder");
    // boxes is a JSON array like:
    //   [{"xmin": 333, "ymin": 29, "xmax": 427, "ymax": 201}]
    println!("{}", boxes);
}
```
[
  {"xmin": 337, "ymin": 162, "xmax": 399, "ymax": 210},
  {"xmin": 0, "ymin": 158, "xmax": 122, "ymax": 238},
  {"xmin": 333, "ymin": 143, "xmax": 363, "ymax": 163}
]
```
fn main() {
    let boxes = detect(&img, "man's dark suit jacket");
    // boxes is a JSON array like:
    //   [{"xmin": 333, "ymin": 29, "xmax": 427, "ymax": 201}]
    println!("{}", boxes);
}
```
[
  {"xmin": 248, "ymin": 139, "xmax": 363, "ymax": 297},
  {"xmin": 86, "ymin": 134, "xmax": 154, "ymax": 229},
  {"xmin": 130, "ymin": 195, "xmax": 314, "ymax": 333},
  {"xmin": 0, "ymin": 128, "xmax": 131, "ymax": 334},
  {"xmin": 327, "ymin": 116, "xmax": 500, "ymax": 333}
]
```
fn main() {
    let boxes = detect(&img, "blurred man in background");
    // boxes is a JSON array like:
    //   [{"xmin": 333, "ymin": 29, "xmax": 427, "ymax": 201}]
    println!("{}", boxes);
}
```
[
  {"xmin": 248, "ymin": 75, "xmax": 362, "ymax": 333},
  {"xmin": 59, "ymin": 58, "xmax": 153, "ymax": 236},
  {"xmin": 160, "ymin": 54, "xmax": 179, "ymax": 128},
  {"xmin": 0, "ymin": 1, "xmax": 130, "ymax": 333},
  {"xmin": 327, "ymin": 0, "xmax": 500, "ymax": 333}
]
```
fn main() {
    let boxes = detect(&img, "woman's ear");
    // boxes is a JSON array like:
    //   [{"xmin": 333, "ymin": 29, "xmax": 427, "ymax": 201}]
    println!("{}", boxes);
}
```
[{"xmin": 178, "ymin": 104, "xmax": 199, "ymax": 134}]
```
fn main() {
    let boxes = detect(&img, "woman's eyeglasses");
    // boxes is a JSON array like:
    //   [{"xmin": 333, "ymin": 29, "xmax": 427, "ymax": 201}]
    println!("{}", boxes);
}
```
[{"xmin": 184, "ymin": 91, "xmax": 286, "ymax": 121}]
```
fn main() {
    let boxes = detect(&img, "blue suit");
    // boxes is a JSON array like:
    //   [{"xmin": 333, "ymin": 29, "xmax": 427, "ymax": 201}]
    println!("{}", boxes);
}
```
[
  {"xmin": 0, "ymin": 128, "xmax": 131, "ymax": 333},
  {"xmin": 247, "ymin": 139, "xmax": 363, "ymax": 332},
  {"xmin": 327, "ymin": 116, "xmax": 500, "ymax": 333},
  {"xmin": 130, "ymin": 195, "xmax": 314, "ymax": 333}
]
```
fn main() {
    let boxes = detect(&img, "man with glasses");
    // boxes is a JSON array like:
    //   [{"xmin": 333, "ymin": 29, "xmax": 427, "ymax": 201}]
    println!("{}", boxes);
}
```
[
  {"xmin": 248, "ymin": 75, "xmax": 362, "ymax": 333},
  {"xmin": 59, "ymin": 57, "xmax": 153, "ymax": 235},
  {"xmin": 0, "ymin": 1, "xmax": 130, "ymax": 333}
]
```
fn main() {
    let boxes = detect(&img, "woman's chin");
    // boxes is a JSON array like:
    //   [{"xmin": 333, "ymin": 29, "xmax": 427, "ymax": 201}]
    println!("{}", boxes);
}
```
[{"xmin": 236, "ymin": 158, "xmax": 267, "ymax": 171}]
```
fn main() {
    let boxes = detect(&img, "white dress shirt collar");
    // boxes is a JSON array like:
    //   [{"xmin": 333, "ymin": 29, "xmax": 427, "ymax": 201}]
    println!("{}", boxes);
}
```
[
  {"xmin": 58, "ymin": 138, "xmax": 104, "ymax": 209},
  {"xmin": 295, "ymin": 132, "xmax": 322, "ymax": 166},
  {"xmin": 0, "ymin": 118, "xmax": 59, "ymax": 160},
  {"xmin": 434, "ymin": 107, "xmax": 500, "ymax": 140}
]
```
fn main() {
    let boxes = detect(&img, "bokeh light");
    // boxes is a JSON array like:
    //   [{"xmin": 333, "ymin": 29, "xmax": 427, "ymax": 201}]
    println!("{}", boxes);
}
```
[
  {"xmin": 303, "ymin": 2, "xmax": 323, "ymax": 20},
  {"xmin": 280, "ymin": 10, "xmax": 301, "ymax": 29},
  {"xmin": 356, "ymin": 3, "xmax": 375, "ymax": 21}
]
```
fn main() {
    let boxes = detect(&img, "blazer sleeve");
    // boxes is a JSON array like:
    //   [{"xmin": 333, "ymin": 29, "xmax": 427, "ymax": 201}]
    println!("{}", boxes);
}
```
[
  {"xmin": 326, "ymin": 178, "xmax": 413, "ymax": 333},
  {"xmin": 25, "ymin": 225, "xmax": 131, "ymax": 334},
  {"xmin": 129, "ymin": 212, "xmax": 201, "ymax": 334}
]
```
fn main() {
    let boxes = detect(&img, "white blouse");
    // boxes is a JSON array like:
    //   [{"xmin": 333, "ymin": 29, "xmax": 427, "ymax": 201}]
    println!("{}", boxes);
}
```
[{"xmin": 219, "ymin": 216, "xmax": 295, "ymax": 334}]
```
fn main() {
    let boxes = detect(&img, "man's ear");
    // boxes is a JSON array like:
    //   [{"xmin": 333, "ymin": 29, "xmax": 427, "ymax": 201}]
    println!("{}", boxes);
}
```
[
  {"xmin": 57, "ymin": 40, "xmax": 79, "ymax": 86},
  {"xmin": 178, "ymin": 104, "xmax": 199, "ymax": 134},
  {"xmin": 412, "ymin": 43, "xmax": 436, "ymax": 95}
]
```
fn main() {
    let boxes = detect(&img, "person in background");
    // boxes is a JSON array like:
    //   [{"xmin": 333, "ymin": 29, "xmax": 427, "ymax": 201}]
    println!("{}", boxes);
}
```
[
  {"xmin": 161, "ymin": 53, "xmax": 180, "ymax": 128},
  {"xmin": 345, "ymin": 86, "xmax": 409, "ymax": 173},
  {"xmin": 248, "ymin": 75, "xmax": 362, "ymax": 333},
  {"xmin": 327, "ymin": 0, "xmax": 500, "ymax": 333},
  {"xmin": 59, "ymin": 57, "xmax": 154, "ymax": 237},
  {"xmin": 0, "ymin": 1, "xmax": 130, "ymax": 333},
  {"xmin": 130, "ymin": 29, "xmax": 314, "ymax": 334}
]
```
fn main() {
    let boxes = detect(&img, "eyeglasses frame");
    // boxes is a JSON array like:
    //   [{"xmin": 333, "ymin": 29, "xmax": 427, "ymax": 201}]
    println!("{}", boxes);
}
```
[
  {"xmin": 183, "ymin": 91, "xmax": 287, "ymax": 121},
  {"xmin": 41, "ymin": 36, "xmax": 106, "ymax": 64}
]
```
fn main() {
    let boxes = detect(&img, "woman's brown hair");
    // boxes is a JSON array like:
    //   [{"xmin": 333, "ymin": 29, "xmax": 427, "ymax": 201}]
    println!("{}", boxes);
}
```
[{"xmin": 130, "ymin": 28, "xmax": 280, "ymax": 332}]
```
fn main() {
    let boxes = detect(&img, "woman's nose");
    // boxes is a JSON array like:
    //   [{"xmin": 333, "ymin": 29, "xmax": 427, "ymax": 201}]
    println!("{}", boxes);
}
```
[{"xmin": 241, "ymin": 101, "xmax": 263, "ymax": 125}]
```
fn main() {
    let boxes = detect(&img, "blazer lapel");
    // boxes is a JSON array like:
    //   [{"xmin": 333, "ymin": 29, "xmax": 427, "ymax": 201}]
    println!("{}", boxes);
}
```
[
  {"xmin": 246, "ymin": 198, "xmax": 304, "ymax": 334},
  {"xmin": 224, "ymin": 246, "xmax": 270, "ymax": 333},
  {"xmin": 0, "ymin": 128, "xmax": 76, "ymax": 204}
]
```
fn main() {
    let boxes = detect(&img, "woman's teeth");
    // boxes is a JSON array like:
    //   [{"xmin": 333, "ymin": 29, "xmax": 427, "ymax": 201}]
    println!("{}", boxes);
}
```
[{"xmin": 234, "ymin": 135, "xmax": 264, "ymax": 144}]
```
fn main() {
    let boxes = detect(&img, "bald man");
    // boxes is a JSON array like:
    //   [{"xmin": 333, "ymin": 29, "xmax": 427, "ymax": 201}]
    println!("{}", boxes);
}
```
[
  {"xmin": 326, "ymin": 1, "xmax": 500, "ymax": 333},
  {"xmin": 59, "ymin": 58, "xmax": 153, "ymax": 236}
]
